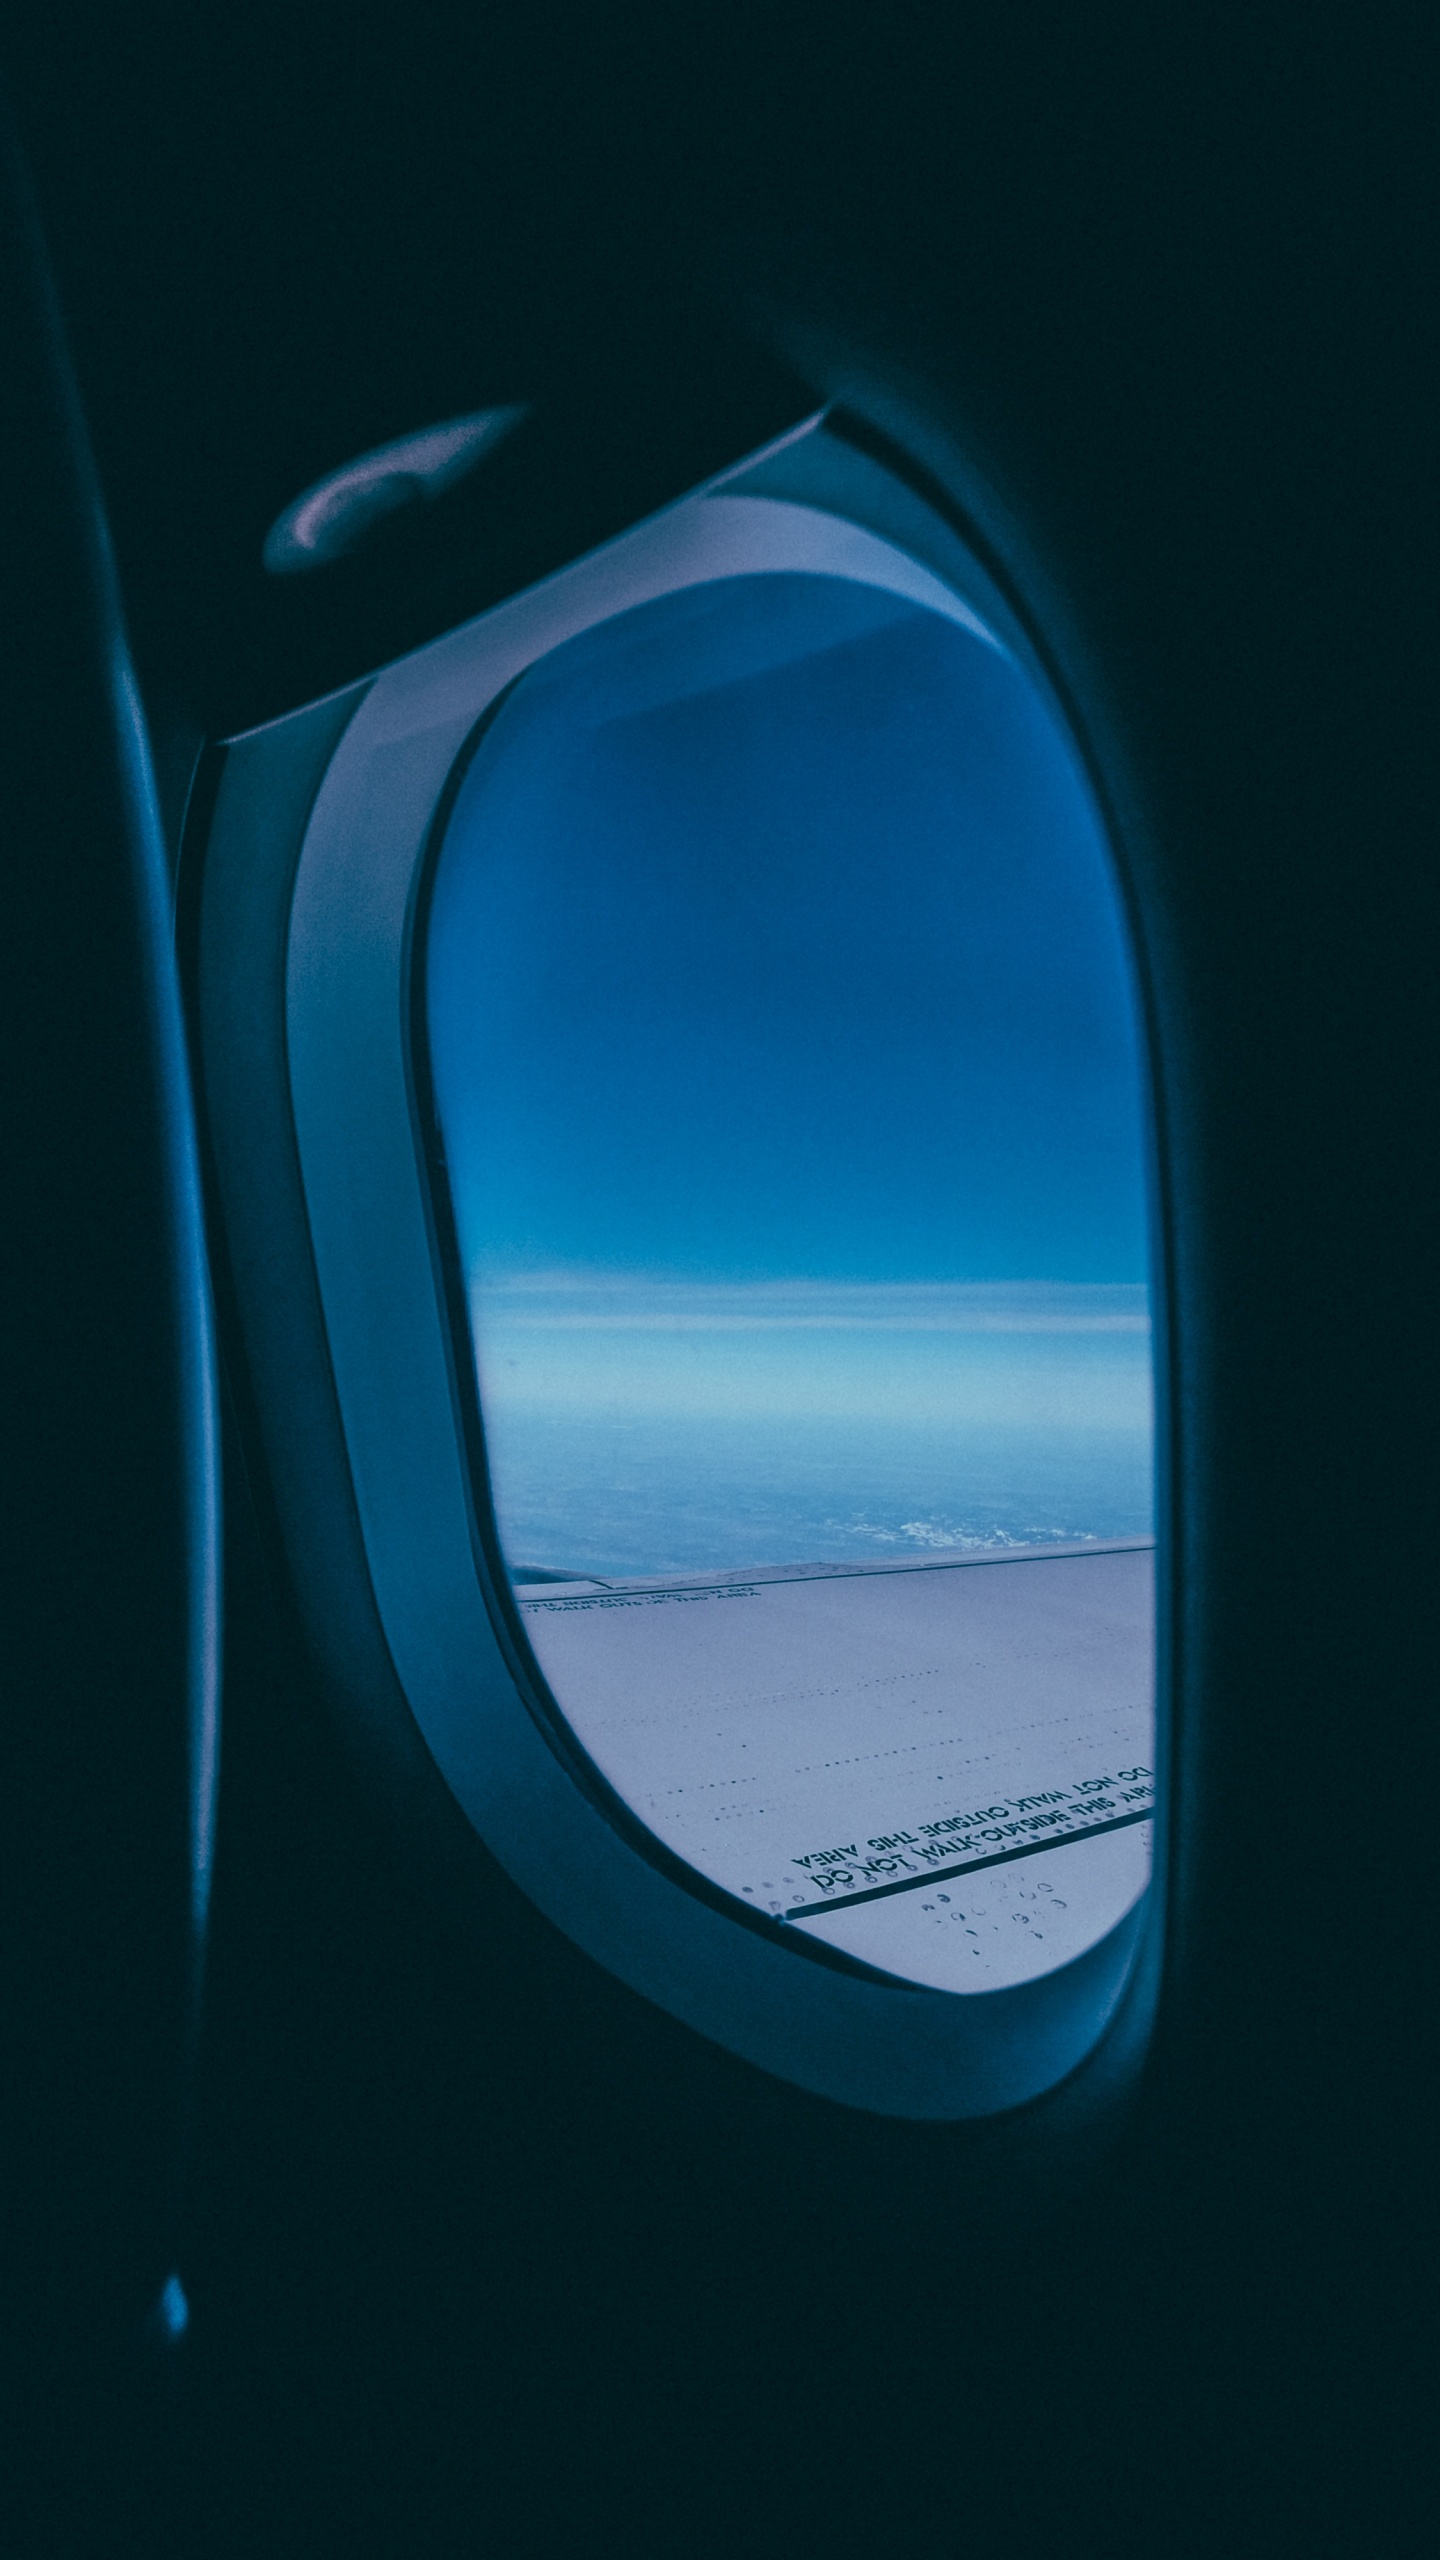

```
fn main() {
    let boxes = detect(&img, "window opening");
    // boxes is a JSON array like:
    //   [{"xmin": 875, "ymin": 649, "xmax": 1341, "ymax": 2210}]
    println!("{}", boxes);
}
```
[{"xmin": 422, "ymin": 562, "xmax": 1154, "ymax": 1998}]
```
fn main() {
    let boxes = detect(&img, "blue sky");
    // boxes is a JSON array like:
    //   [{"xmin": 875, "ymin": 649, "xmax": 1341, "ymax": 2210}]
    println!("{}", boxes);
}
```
[{"xmin": 425, "ymin": 572, "xmax": 1150, "ymax": 1291}]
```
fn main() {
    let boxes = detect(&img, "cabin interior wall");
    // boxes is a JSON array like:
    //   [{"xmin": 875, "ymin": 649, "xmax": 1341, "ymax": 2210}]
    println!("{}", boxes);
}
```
[{"xmin": 2, "ymin": 6, "xmax": 1432, "ymax": 2550}]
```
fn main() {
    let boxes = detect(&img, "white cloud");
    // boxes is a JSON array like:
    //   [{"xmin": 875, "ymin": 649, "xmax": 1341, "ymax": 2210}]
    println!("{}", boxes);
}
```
[
  {"xmin": 470, "ymin": 1271, "xmax": 1150, "ymax": 1335},
  {"xmin": 471, "ymin": 1273, "xmax": 1153, "ymax": 1433}
]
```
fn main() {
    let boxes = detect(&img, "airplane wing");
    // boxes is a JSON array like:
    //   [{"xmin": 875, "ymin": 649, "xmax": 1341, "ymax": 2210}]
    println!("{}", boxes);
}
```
[{"xmin": 515, "ymin": 1538, "xmax": 1154, "ymax": 1994}]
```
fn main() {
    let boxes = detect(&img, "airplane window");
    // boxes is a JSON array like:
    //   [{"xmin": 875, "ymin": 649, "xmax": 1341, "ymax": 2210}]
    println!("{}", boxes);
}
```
[{"xmin": 421, "ymin": 564, "xmax": 1155, "ymax": 2000}]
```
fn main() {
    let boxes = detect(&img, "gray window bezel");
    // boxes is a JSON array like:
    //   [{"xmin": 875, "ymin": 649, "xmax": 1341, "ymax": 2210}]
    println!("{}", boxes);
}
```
[{"xmin": 213, "ymin": 414, "xmax": 1165, "ymax": 2117}]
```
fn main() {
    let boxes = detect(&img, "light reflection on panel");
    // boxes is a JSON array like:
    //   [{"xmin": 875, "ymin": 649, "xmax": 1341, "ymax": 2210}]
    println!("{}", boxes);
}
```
[{"xmin": 424, "ymin": 561, "xmax": 1155, "ymax": 1995}]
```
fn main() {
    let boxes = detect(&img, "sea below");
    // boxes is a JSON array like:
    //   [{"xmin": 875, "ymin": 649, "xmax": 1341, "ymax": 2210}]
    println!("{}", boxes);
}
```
[
  {"xmin": 482, "ymin": 1409, "xmax": 1154, "ymax": 1582},
  {"xmin": 472, "ymin": 1273, "xmax": 1155, "ymax": 1581}
]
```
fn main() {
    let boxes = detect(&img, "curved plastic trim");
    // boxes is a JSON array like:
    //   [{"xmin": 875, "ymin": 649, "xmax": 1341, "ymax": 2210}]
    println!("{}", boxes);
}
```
[{"xmin": 279, "ymin": 420, "xmax": 1159, "ymax": 2117}]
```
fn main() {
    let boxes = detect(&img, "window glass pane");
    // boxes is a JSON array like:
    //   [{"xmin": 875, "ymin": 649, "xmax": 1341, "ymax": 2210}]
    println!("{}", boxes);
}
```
[{"xmin": 423, "ymin": 566, "xmax": 1154, "ymax": 1995}]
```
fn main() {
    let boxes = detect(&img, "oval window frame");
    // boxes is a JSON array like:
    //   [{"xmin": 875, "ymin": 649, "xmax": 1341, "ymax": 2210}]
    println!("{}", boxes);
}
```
[{"xmin": 230, "ymin": 412, "xmax": 1165, "ymax": 2117}]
